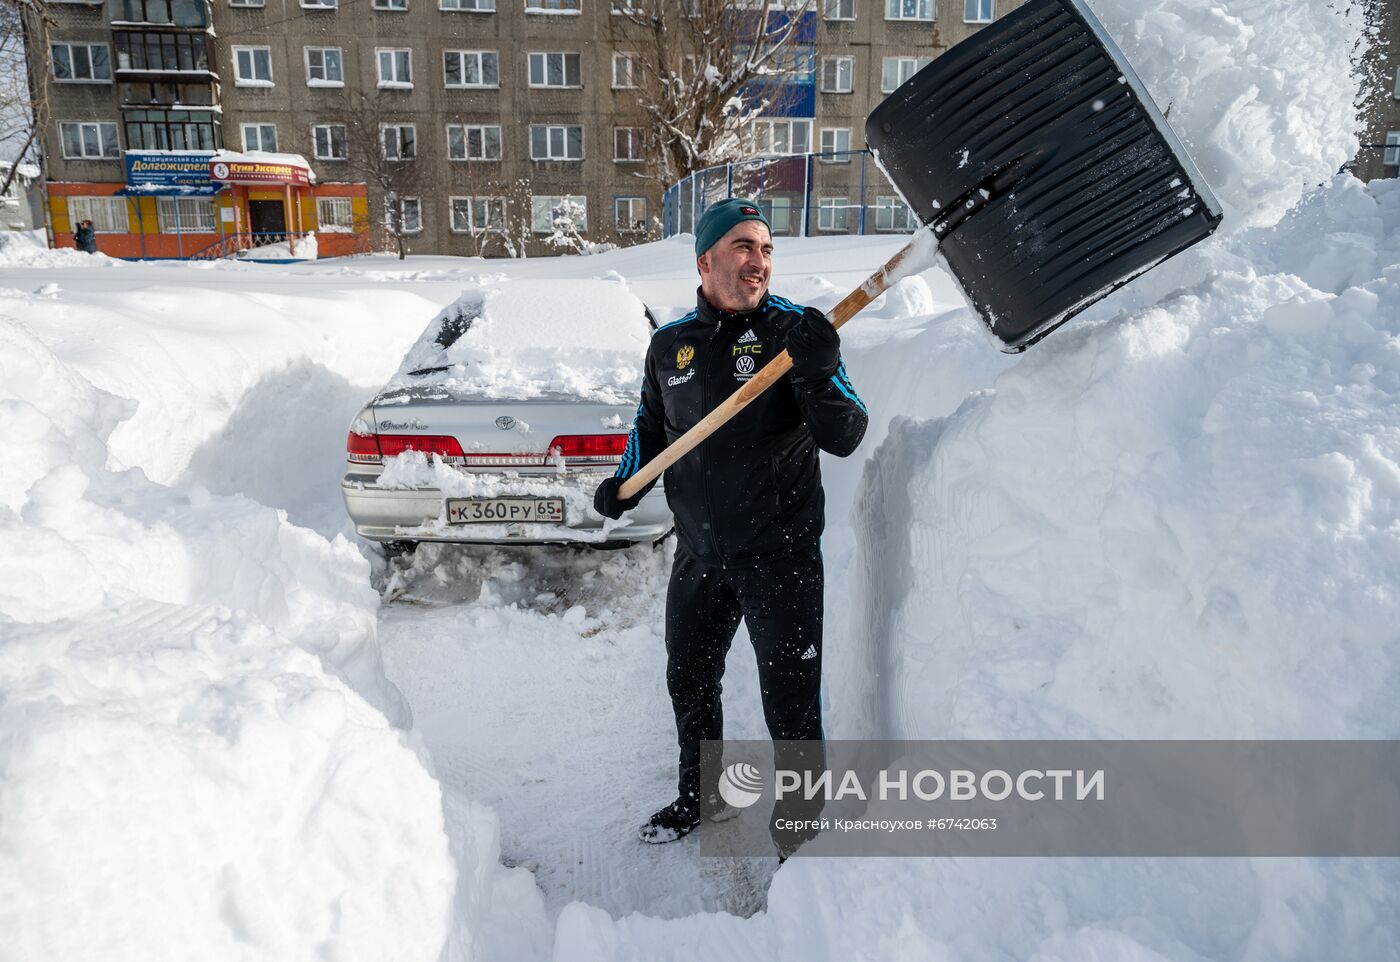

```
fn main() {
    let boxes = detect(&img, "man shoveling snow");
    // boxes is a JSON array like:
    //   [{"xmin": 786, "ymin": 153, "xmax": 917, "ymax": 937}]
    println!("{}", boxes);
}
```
[{"xmin": 594, "ymin": 199, "xmax": 868, "ymax": 855}]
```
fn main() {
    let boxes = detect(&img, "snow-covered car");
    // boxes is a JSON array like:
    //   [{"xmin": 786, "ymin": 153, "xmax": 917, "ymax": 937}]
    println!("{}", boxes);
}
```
[{"xmin": 341, "ymin": 279, "xmax": 672, "ymax": 551}]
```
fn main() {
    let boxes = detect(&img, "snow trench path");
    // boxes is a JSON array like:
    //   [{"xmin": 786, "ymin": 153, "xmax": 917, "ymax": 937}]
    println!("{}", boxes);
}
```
[{"xmin": 375, "ymin": 542, "xmax": 782, "ymax": 921}]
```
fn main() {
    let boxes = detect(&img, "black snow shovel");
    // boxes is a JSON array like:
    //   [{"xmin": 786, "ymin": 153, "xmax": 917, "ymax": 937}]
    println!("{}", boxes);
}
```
[{"xmin": 619, "ymin": 0, "xmax": 1222, "ymax": 502}]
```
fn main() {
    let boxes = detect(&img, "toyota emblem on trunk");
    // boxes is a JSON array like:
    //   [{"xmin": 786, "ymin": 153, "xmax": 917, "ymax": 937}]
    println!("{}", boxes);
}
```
[{"xmin": 495, "ymin": 416, "xmax": 516, "ymax": 430}]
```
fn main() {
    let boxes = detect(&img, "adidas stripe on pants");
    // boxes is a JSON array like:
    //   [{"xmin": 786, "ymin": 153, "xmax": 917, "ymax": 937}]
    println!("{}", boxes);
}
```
[{"xmin": 664, "ymin": 544, "xmax": 825, "ymax": 809}]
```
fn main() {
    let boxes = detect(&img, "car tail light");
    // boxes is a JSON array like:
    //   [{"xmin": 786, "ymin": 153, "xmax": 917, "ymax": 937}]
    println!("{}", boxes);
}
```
[
  {"xmin": 347, "ymin": 431, "xmax": 382, "ymax": 464},
  {"xmin": 547, "ymin": 434, "xmax": 629, "ymax": 464},
  {"xmin": 377, "ymin": 435, "xmax": 467, "ymax": 458}
]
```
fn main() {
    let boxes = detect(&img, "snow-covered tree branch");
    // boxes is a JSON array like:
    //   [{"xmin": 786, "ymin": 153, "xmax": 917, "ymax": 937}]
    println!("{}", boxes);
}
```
[{"xmin": 608, "ymin": 0, "xmax": 817, "ymax": 185}]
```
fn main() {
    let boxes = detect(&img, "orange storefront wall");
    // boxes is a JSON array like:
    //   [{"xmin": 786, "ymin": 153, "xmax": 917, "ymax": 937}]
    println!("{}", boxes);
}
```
[{"xmin": 48, "ymin": 182, "xmax": 370, "ymax": 259}]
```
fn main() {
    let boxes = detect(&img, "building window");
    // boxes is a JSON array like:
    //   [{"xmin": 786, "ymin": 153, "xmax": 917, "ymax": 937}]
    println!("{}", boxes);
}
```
[
  {"xmin": 1385, "ymin": 131, "xmax": 1400, "ymax": 167},
  {"xmin": 964, "ymin": 0, "xmax": 992, "ymax": 21},
  {"xmin": 819, "ymin": 127, "xmax": 851, "ymax": 162},
  {"xmin": 302, "ymin": 0, "xmax": 336, "ymax": 7},
  {"xmin": 382, "ymin": 124, "xmax": 416, "ymax": 160},
  {"xmin": 374, "ymin": 0, "xmax": 408, "ymax": 8},
  {"xmin": 59, "ymin": 121, "xmax": 120, "ymax": 159},
  {"xmin": 529, "ymin": 125, "xmax": 583, "ymax": 160},
  {"xmin": 449, "ymin": 196, "xmax": 506, "ymax": 232},
  {"xmin": 749, "ymin": 118, "xmax": 810, "ymax": 155},
  {"xmin": 52, "ymin": 43, "xmax": 112, "ymax": 82},
  {"xmin": 885, "ymin": 0, "xmax": 932, "ymax": 19},
  {"xmin": 241, "ymin": 123, "xmax": 277, "ymax": 151},
  {"xmin": 817, "ymin": 197, "xmax": 848, "ymax": 231},
  {"xmin": 157, "ymin": 196, "xmax": 217, "ymax": 232},
  {"xmin": 1394, "ymin": 66, "xmax": 1400, "ymax": 99},
  {"xmin": 528, "ymin": 51, "xmax": 582, "ymax": 88},
  {"xmin": 757, "ymin": 196, "xmax": 791, "ymax": 233},
  {"xmin": 875, "ymin": 195, "xmax": 916, "ymax": 231},
  {"xmin": 613, "ymin": 126, "xmax": 644, "ymax": 162},
  {"xmin": 305, "ymin": 47, "xmax": 343, "ymax": 84},
  {"xmin": 313, "ymin": 124, "xmax": 347, "ymax": 159},
  {"xmin": 882, "ymin": 56, "xmax": 931, "ymax": 93},
  {"xmin": 229, "ymin": 0, "xmax": 265, "ymax": 7},
  {"xmin": 113, "ymin": 0, "xmax": 207, "ymax": 22},
  {"xmin": 525, "ymin": 0, "xmax": 580, "ymax": 11},
  {"xmin": 317, "ymin": 196, "xmax": 355, "ymax": 231},
  {"xmin": 377, "ymin": 48, "xmax": 413, "ymax": 87},
  {"xmin": 387, "ymin": 197, "xmax": 423, "ymax": 233},
  {"xmin": 447, "ymin": 124, "xmax": 503, "ymax": 160},
  {"xmin": 823, "ymin": 0, "xmax": 854, "ymax": 18},
  {"xmin": 441, "ymin": 0, "xmax": 494, "ymax": 8},
  {"xmin": 67, "ymin": 196, "xmax": 129, "ymax": 232},
  {"xmin": 532, "ymin": 195, "xmax": 587, "ymax": 232},
  {"xmin": 612, "ymin": 52, "xmax": 637, "ymax": 88},
  {"xmin": 114, "ymin": 32, "xmax": 210, "ymax": 72},
  {"xmin": 444, "ymin": 50, "xmax": 499, "ymax": 87},
  {"xmin": 233, "ymin": 45, "xmax": 273, "ymax": 85},
  {"xmin": 125, "ymin": 109, "xmax": 219, "ymax": 149},
  {"xmin": 614, "ymin": 196, "xmax": 646, "ymax": 233},
  {"xmin": 820, "ymin": 56, "xmax": 853, "ymax": 93}
]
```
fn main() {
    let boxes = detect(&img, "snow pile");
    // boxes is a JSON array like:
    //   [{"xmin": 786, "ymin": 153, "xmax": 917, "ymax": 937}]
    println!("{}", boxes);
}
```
[
  {"xmin": 378, "ymin": 280, "xmax": 651, "ymax": 405},
  {"xmin": 0, "ymin": 229, "xmax": 123, "ymax": 268},
  {"xmin": 0, "ymin": 317, "xmax": 459, "ymax": 960},
  {"xmin": 1094, "ymin": 0, "xmax": 1362, "ymax": 229},
  {"xmin": 853, "ymin": 174, "xmax": 1400, "ymax": 745},
  {"xmin": 240, "ymin": 234, "xmax": 319, "ymax": 260}
]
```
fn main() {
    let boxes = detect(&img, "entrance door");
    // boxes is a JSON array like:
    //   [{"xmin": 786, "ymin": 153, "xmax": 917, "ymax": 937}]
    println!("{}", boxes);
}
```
[{"xmin": 248, "ymin": 199, "xmax": 286, "ymax": 245}]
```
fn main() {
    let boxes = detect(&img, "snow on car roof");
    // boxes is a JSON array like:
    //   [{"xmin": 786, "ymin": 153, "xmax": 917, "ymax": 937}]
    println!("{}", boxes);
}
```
[{"xmin": 375, "ymin": 278, "xmax": 651, "ymax": 405}]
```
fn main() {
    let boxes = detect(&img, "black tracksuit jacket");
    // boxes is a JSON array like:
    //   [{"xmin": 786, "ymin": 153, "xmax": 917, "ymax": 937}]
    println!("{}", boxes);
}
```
[{"xmin": 615, "ymin": 290, "xmax": 869, "ymax": 565}]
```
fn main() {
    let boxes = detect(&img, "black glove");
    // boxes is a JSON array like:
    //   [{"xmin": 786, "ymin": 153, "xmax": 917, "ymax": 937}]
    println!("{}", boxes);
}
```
[
  {"xmin": 785, "ymin": 307, "xmax": 841, "ymax": 382},
  {"xmin": 593, "ymin": 476, "xmax": 643, "ymax": 520}
]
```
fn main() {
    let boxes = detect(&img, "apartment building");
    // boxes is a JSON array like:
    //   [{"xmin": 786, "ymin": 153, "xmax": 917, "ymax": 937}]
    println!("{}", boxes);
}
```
[{"xmin": 31, "ymin": 0, "xmax": 1026, "ymax": 258}]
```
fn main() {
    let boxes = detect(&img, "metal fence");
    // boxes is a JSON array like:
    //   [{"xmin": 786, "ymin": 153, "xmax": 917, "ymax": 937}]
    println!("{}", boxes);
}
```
[{"xmin": 661, "ymin": 149, "xmax": 918, "ymax": 239}]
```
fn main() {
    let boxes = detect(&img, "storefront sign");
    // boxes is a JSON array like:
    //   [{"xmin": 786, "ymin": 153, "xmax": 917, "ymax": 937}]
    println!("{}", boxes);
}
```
[
  {"xmin": 209, "ymin": 160, "xmax": 311, "ymax": 187},
  {"xmin": 125, "ymin": 152, "xmax": 214, "ymax": 187}
]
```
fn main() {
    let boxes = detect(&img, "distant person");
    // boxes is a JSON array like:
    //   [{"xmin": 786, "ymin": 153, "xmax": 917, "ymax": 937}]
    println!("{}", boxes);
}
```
[
  {"xmin": 74, "ymin": 219, "xmax": 97, "ymax": 254},
  {"xmin": 594, "ymin": 198, "xmax": 868, "ymax": 857}
]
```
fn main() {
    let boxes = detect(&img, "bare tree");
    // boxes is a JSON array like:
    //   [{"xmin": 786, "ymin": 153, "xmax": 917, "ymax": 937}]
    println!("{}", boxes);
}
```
[
  {"xmin": 342, "ymin": 93, "xmax": 427, "ymax": 259},
  {"xmin": 608, "ymin": 0, "xmax": 817, "ymax": 185},
  {"xmin": 2, "ymin": 0, "xmax": 51, "ymax": 197}
]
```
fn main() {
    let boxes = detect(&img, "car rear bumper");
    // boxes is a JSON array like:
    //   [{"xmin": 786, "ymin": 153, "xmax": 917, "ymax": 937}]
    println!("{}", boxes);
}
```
[{"xmin": 341, "ymin": 470, "xmax": 672, "ymax": 545}]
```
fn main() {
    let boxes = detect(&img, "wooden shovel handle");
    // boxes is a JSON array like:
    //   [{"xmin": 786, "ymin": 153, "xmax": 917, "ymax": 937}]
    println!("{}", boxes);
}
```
[{"xmin": 618, "ymin": 237, "xmax": 923, "ymax": 501}]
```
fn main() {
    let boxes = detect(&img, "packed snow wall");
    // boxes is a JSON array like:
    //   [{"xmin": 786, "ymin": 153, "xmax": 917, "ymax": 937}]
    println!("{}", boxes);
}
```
[{"xmin": 0, "ymin": 272, "xmax": 556, "ymax": 962}]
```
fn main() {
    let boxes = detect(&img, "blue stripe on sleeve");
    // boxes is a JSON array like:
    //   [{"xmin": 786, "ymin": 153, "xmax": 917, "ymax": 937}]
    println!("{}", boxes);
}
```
[
  {"xmin": 615, "ymin": 395, "xmax": 645, "ymax": 478},
  {"xmin": 830, "ymin": 361, "xmax": 867, "ymax": 415},
  {"xmin": 766, "ymin": 295, "xmax": 806, "ymax": 315}
]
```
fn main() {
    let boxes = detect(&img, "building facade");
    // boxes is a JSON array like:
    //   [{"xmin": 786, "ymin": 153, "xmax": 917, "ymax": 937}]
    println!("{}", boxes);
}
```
[
  {"xmin": 30, "ymin": 0, "xmax": 1025, "ymax": 258},
  {"xmin": 1355, "ymin": 0, "xmax": 1399, "ymax": 182}
]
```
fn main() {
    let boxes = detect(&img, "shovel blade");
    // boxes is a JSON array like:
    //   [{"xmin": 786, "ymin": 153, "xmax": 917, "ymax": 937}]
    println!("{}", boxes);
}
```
[{"xmin": 865, "ymin": 0, "xmax": 1223, "ymax": 352}]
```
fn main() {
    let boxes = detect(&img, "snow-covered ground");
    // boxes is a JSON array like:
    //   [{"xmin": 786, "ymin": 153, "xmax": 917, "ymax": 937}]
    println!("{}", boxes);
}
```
[{"xmin": 5, "ymin": 0, "xmax": 1399, "ymax": 958}]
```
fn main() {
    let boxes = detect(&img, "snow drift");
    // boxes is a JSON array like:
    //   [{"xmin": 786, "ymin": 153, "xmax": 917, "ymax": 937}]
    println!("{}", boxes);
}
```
[{"xmin": 0, "ymin": 314, "xmax": 458, "ymax": 960}]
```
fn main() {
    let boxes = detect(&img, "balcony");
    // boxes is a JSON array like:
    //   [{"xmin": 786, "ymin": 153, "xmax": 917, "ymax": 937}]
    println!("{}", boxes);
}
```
[
  {"xmin": 109, "ymin": 0, "xmax": 208, "ymax": 28},
  {"xmin": 113, "ymin": 31, "xmax": 216, "ymax": 83}
]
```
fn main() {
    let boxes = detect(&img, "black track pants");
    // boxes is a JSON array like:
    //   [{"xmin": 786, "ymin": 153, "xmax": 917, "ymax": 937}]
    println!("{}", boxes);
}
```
[{"xmin": 665, "ymin": 545, "xmax": 825, "ymax": 807}]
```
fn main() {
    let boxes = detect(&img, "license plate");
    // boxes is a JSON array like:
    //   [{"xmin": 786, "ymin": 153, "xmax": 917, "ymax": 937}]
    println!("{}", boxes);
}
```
[{"xmin": 445, "ymin": 497, "xmax": 564, "ymax": 525}]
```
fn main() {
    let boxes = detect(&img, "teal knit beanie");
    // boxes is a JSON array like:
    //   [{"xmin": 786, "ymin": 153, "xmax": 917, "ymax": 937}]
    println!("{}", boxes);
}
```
[{"xmin": 694, "ymin": 198, "xmax": 771, "ymax": 257}]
